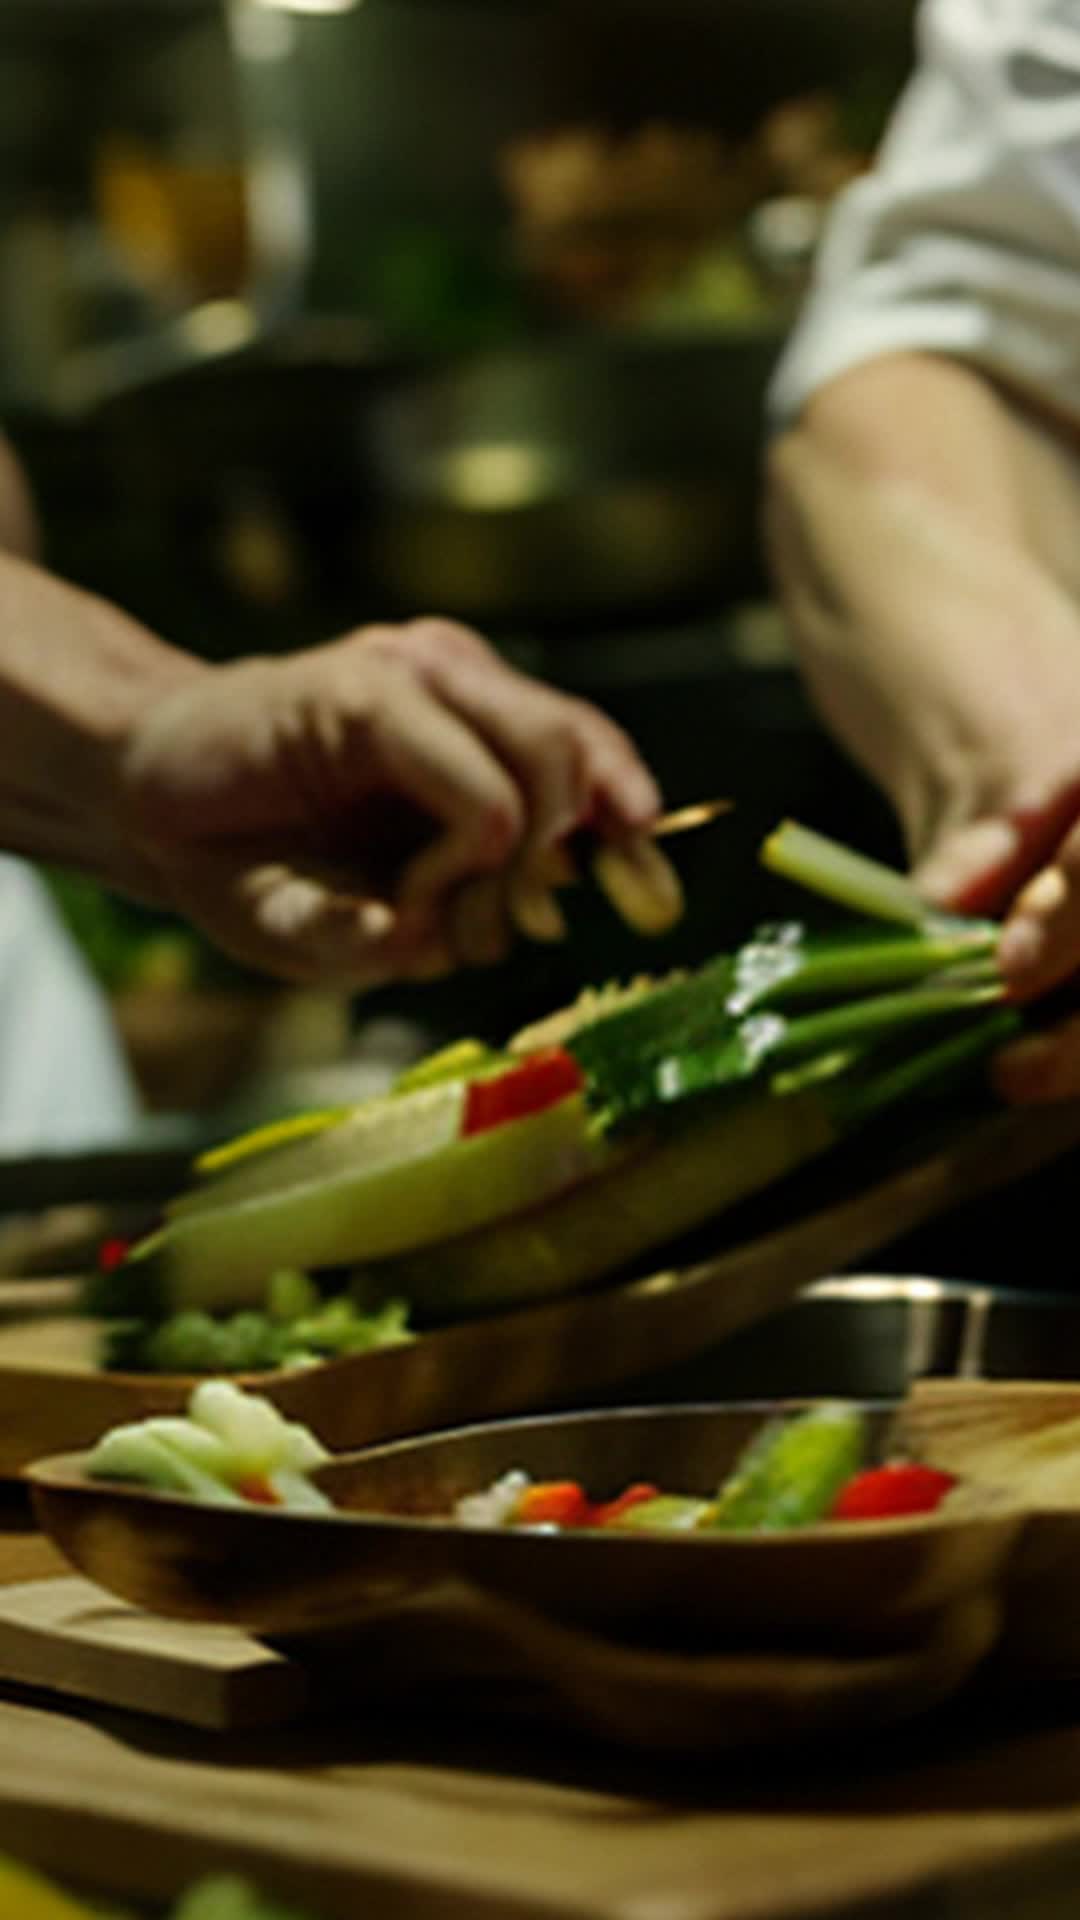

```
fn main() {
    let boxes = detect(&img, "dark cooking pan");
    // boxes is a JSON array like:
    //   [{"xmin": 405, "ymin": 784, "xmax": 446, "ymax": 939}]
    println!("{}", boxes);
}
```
[{"xmin": 356, "ymin": 328, "xmax": 785, "ymax": 626}]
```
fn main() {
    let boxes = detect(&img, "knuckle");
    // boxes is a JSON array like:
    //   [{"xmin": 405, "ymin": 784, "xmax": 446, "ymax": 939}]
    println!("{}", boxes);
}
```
[
  {"xmin": 472, "ymin": 793, "xmax": 524, "ymax": 864},
  {"xmin": 405, "ymin": 616, "xmax": 491, "ymax": 671}
]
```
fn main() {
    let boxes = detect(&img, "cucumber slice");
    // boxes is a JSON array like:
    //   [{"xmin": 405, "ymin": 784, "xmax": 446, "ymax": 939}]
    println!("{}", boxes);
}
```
[
  {"xmin": 710, "ymin": 1402, "xmax": 865, "ymax": 1531},
  {"xmin": 123, "ymin": 1092, "xmax": 609, "ymax": 1317},
  {"xmin": 194, "ymin": 1107, "xmax": 353, "ymax": 1178},
  {"xmin": 372, "ymin": 1086, "xmax": 838, "ymax": 1320},
  {"xmin": 170, "ymin": 1081, "xmax": 467, "ymax": 1222}
]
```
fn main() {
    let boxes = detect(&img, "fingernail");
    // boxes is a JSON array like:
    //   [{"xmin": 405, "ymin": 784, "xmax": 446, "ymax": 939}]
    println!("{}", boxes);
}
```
[
  {"xmin": 355, "ymin": 900, "xmax": 396, "ymax": 940},
  {"xmin": 1016, "ymin": 865, "xmax": 1068, "ymax": 918},
  {"xmin": 256, "ymin": 877, "xmax": 326, "ymax": 939},
  {"xmin": 626, "ymin": 774, "xmax": 663, "ymax": 821},
  {"xmin": 997, "ymin": 916, "xmax": 1046, "ymax": 976}
]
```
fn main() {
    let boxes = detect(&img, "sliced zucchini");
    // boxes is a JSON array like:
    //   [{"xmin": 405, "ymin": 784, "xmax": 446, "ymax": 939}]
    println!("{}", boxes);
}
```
[
  {"xmin": 171, "ymin": 1080, "xmax": 467, "ymax": 1222},
  {"xmin": 114, "ymin": 1092, "xmax": 611, "ymax": 1318},
  {"xmin": 370, "ymin": 1086, "xmax": 838, "ymax": 1320}
]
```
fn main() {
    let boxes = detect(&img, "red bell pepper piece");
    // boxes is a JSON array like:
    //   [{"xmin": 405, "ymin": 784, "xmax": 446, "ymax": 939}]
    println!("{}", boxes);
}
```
[
  {"xmin": 589, "ymin": 1483, "xmax": 662, "ymax": 1528},
  {"xmin": 462, "ymin": 1049, "xmax": 585, "ymax": 1136},
  {"xmin": 831, "ymin": 1462, "xmax": 957, "ymax": 1522},
  {"xmin": 97, "ymin": 1237, "xmax": 132, "ymax": 1273},
  {"xmin": 234, "ymin": 1474, "xmax": 282, "ymax": 1507},
  {"xmin": 513, "ymin": 1480, "xmax": 592, "ymax": 1527}
]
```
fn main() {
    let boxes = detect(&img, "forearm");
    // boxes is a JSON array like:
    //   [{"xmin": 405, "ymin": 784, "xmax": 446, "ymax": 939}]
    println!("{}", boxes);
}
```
[
  {"xmin": 765, "ymin": 354, "xmax": 1080, "ymax": 866},
  {"xmin": 0, "ymin": 436, "xmax": 39, "ymax": 561},
  {"xmin": 0, "ymin": 548, "xmax": 204, "ymax": 891}
]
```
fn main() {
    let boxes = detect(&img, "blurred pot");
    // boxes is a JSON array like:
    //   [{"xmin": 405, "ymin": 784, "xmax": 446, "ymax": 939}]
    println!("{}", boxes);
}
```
[{"xmin": 356, "ymin": 330, "xmax": 784, "ymax": 628}]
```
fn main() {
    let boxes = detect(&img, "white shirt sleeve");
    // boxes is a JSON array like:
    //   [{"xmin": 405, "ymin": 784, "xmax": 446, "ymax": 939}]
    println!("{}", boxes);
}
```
[
  {"xmin": 770, "ymin": 0, "xmax": 1080, "ymax": 428},
  {"xmin": 0, "ymin": 858, "xmax": 140, "ymax": 1155}
]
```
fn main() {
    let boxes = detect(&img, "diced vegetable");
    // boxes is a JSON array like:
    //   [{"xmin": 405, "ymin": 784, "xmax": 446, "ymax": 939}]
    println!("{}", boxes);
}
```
[
  {"xmin": 514, "ymin": 1481, "xmax": 592, "ymax": 1528},
  {"xmin": 761, "ymin": 820, "xmax": 979, "ymax": 933},
  {"xmin": 605, "ymin": 1493, "xmax": 714, "ymax": 1532},
  {"xmin": 462, "ymin": 1049, "xmax": 585, "ymax": 1135},
  {"xmin": 171, "ymin": 1873, "xmax": 318, "ymax": 1919},
  {"xmin": 87, "ymin": 818, "xmax": 1024, "ymax": 1348},
  {"xmin": 376, "ymin": 1084, "xmax": 838, "ymax": 1320},
  {"xmin": 393, "ymin": 1038, "xmax": 503, "ymax": 1093},
  {"xmin": 453, "ymin": 1470, "xmax": 531, "ymax": 1529},
  {"xmin": 710, "ymin": 1403, "xmax": 866, "ymax": 1532},
  {"xmin": 101, "ymin": 1286, "xmax": 411, "ymax": 1375},
  {"xmin": 91, "ymin": 1089, "xmax": 607, "ymax": 1321},
  {"xmin": 831, "ymin": 1463, "xmax": 957, "ymax": 1521},
  {"xmin": 588, "ymin": 1483, "xmax": 662, "ymax": 1528},
  {"xmin": 440, "ymin": 1407, "xmax": 971, "ymax": 1538},
  {"xmin": 84, "ymin": 1381, "xmax": 332, "ymax": 1511}
]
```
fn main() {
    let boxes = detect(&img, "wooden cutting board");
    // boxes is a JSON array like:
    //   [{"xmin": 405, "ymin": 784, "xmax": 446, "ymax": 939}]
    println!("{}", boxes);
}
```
[
  {"xmin": 2, "ymin": 1097, "xmax": 1080, "ymax": 1477},
  {"xmin": 0, "ymin": 1577, "xmax": 308, "ymax": 1730},
  {"xmin": 9, "ymin": 1670, "xmax": 1080, "ymax": 1919}
]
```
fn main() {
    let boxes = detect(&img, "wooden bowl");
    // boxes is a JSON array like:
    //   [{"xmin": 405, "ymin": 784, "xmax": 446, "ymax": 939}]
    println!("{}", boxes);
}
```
[
  {"xmin": 902, "ymin": 1379, "xmax": 1080, "ymax": 1680},
  {"xmin": 28, "ymin": 1401, "xmax": 1019, "ymax": 1723}
]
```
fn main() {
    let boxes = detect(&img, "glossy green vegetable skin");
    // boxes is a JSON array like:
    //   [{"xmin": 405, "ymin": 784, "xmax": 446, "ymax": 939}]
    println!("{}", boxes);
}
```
[
  {"xmin": 372, "ymin": 1084, "xmax": 837, "ymax": 1320},
  {"xmin": 91, "ymin": 825, "xmax": 1018, "ymax": 1335},
  {"xmin": 710, "ymin": 1403, "xmax": 865, "ymax": 1531},
  {"xmin": 566, "ymin": 922, "xmax": 1001, "ymax": 1127},
  {"xmin": 90, "ymin": 1092, "xmax": 605, "ymax": 1321}
]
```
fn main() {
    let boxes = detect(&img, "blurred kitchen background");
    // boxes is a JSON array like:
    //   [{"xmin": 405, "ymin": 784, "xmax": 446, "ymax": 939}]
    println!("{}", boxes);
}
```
[{"xmin": 0, "ymin": 0, "xmax": 919, "ymax": 1133}]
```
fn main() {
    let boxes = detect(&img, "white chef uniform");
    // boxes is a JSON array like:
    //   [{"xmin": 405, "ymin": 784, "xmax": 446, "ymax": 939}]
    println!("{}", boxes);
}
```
[
  {"xmin": 0, "ymin": 856, "xmax": 139, "ymax": 1155},
  {"xmin": 771, "ymin": 0, "xmax": 1080, "ymax": 430}
]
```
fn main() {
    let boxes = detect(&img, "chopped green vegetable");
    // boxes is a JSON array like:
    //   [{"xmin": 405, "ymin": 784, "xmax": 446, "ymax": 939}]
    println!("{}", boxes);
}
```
[
  {"xmin": 761, "ymin": 820, "xmax": 977, "ymax": 932},
  {"xmin": 91, "ymin": 1089, "xmax": 604, "ymax": 1323},
  {"xmin": 568, "ymin": 922, "xmax": 1004, "ymax": 1128},
  {"xmin": 710, "ymin": 1403, "xmax": 866, "ymax": 1532},
  {"xmin": 87, "ymin": 816, "xmax": 1022, "ymax": 1340},
  {"xmin": 393, "ymin": 1038, "xmax": 503, "ymax": 1092},
  {"xmin": 85, "ymin": 1380, "xmax": 332, "ymax": 1510},
  {"xmin": 606, "ymin": 1494, "xmax": 714, "ymax": 1532},
  {"xmin": 99, "ymin": 1281, "xmax": 412, "ymax": 1376},
  {"xmin": 170, "ymin": 1874, "xmax": 318, "ymax": 1919}
]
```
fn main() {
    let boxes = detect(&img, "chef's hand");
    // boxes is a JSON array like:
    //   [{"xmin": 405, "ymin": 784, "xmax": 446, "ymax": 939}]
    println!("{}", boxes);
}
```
[
  {"xmin": 117, "ymin": 617, "xmax": 662, "ymax": 988},
  {"xmin": 913, "ymin": 790, "xmax": 1080, "ymax": 1104}
]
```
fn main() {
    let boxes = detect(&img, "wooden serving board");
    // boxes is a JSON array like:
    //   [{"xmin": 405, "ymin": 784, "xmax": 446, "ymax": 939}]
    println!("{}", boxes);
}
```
[
  {"xmin": 10, "ymin": 1671, "xmax": 1080, "ymax": 1919},
  {"xmin": 0, "ymin": 1577, "xmax": 308, "ymax": 1730},
  {"xmin": 0, "ymin": 1567, "xmax": 1003, "ymax": 1755},
  {"xmin": 2, "ymin": 1098, "xmax": 1080, "ymax": 1478}
]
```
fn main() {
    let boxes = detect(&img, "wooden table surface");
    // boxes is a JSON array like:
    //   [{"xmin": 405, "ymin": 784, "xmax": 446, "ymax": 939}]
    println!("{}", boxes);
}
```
[{"xmin": 6, "ymin": 1493, "xmax": 1080, "ymax": 1918}]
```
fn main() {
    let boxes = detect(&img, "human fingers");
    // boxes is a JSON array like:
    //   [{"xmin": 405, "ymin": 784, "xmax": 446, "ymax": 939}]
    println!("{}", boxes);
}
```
[
  {"xmin": 911, "ymin": 817, "xmax": 1029, "ymax": 917},
  {"xmin": 367, "ymin": 618, "xmax": 661, "ymax": 842},
  {"xmin": 996, "ymin": 830, "xmax": 1080, "ymax": 1001},
  {"xmin": 166, "ymin": 850, "xmax": 454, "ymax": 990},
  {"xmin": 591, "ymin": 833, "xmax": 684, "ymax": 935},
  {"xmin": 912, "ymin": 798, "xmax": 1080, "ymax": 920},
  {"xmin": 448, "ymin": 874, "xmax": 514, "ymax": 969},
  {"xmin": 348, "ymin": 659, "xmax": 529, "ymax": 906},
  {"xmin": 992, "ymin": 1013, "xmax": 1080, "ymax": 1104}
]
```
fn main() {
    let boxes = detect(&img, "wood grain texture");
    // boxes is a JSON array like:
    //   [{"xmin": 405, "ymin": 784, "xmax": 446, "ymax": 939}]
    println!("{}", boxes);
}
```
[
  {"xmin": 905, "ymin": 1379, "xmax": 1080, "ymax": 1682},
  {"xmin": 28, "ymin": 1407, "xmax": 1022, "ymax": 1647},
  {"xmin": 0, "ymin": 1577, "xmax": 308, "ymax": 1730},
  {"xmin": 24, "ymin": 1403, "xmax": 1024, "ymax": 1757},
  {"xmin": 10, "ymin": 1684, "xmax": 1080, "ymax": 1919},
  {"xmin": 0, "ymin": 1569, "xmax": 1002, "ymax": 1756}
]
